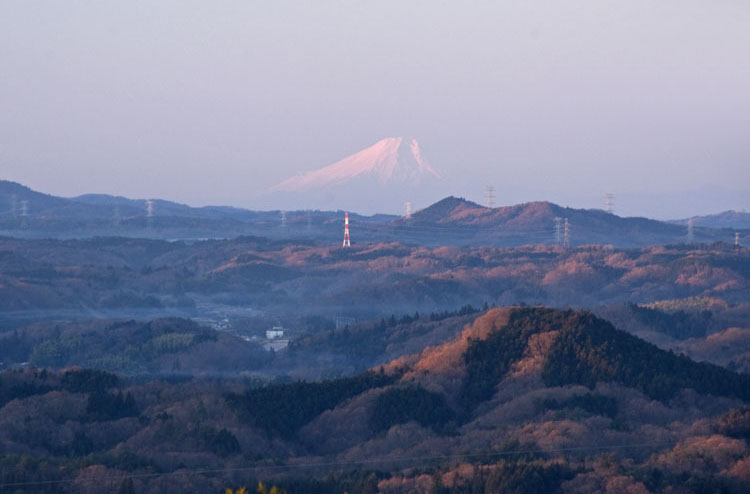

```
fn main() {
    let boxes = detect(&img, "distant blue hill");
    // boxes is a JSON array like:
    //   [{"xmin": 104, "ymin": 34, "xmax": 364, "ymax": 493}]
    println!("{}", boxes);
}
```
[
  {"xmin": 0, "ymin": 180, "xmax": 743, "ymax": 247},
  {"xmin": 671, "ymin": 210, "xmax": 750, "ymax": 230}
]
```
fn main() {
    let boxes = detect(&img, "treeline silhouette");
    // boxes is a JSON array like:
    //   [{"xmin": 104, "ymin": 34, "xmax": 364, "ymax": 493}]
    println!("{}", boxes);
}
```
[
  {"xmin": 226, "ymin": 370, "xmax": 397, "ymax": 438},
  {"xmin": 626, "ymin": 303, "xmax": 711, "ymax": 339},
  {"xmin": 368, "ymin": 385, "xmax": 456, "ymax": 434},
  {"xmin": 375, "ymin": 304, "xmax": 482, "ymax": 329},
  {"xmin": 0, "ymin": 368, "xmax": 122, "ymax": 408},
  {"xmin": 290, "ymin": 304, "xmax": 486, "ymax": 365}
]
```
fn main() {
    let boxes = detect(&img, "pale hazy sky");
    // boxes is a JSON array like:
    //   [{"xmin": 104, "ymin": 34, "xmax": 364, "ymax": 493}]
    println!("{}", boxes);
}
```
[{"xmin": 1, "ymin": 1, "xmax": 748, "ymax": 217}]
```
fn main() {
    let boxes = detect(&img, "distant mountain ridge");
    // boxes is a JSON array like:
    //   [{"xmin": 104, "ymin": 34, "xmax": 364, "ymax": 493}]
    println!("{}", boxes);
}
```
[
  {"xmin": 399, "ymin": 196, "xmax": 697, "ymax": 246},
  {"xmin": 672, "ymin": 210, "xmax": 750, "ymax": 230},
  {"xmin": 0, "ymin": 179, "xmax": 739, "ymax": 247},
  {"xmin": 0, "ymin": 179, "xmax": 399, "ymax": 241}
]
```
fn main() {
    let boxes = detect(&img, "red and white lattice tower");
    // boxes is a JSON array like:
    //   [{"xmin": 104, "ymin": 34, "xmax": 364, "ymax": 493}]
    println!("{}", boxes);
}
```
[{"xmin": 342, "ymin": 212, "xmax": 351, "ymax": 248}]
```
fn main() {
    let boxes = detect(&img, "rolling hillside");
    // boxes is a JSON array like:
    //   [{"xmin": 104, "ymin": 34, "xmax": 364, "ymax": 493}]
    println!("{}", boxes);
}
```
[{"xmin": 3, "ymin": 308, "xmax": 750, "ymax": 492}]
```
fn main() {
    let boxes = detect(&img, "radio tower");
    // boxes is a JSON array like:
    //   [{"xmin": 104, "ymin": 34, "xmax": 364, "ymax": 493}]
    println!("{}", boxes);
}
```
[
  {"xmin": 563, "ymin": 218, "xmax": 570, "ymax": 249},
  {"xmin": 342, "ymin": 212, "xmax": 351, "ymax": 248},
  {"xmin": 404, "ymin": 201, "xmax": 412, "ymax": 220},
  {"xmin": 554, "ymin": 217, "xmax": 563, "ymax": 244},
  {"xmin": 484, "ymin": 186, "xmax": 496, "ymax": 209}
]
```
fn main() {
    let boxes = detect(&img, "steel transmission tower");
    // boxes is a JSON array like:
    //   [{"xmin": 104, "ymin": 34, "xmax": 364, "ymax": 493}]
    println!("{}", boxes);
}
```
[
  {"xmin": 19, "ymin": 200, "xmax": 28, "ymax": 228},
  {"xmin": 604, "ymin": 193, "xmax": 615, "ymax": 214},
  {"xmin": 687, "ymin": 218, "xmax": 695, "ymax": 243},
  {"xmin": 404, "ymin": 201, "xmax": 412, "ymax": 220},
  {"xmin": 554, "ymin": 217, "xmax": 563, "ymax": 244},
  {"xmin": 484, "ymin": 186, "xmax": 496, "ymax": 209},
  {"xmin": 563, "ymin": 218, "xmax": 570, "ymax": 249},
  {"xmin": 146, "ymin": 199, "xmax": 154, "ymax": 229}
]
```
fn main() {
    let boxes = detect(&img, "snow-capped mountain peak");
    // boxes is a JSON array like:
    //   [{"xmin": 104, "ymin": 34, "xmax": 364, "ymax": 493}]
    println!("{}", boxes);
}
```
[{"xmin": 271, "ymin": 137, "xmax": 441, "ymax": 192}]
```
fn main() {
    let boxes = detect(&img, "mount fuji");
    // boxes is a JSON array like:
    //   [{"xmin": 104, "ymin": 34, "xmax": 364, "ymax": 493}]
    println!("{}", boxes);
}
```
[{"xmin": 268, "ymin": 137, "xmax": 445, "ymax": 213}]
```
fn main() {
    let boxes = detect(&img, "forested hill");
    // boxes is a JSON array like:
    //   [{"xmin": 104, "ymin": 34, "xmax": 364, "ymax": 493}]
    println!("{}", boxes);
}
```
[
  {"xmin": 228, "ymin": 307, "xmax": 750, "ymax": 440},
  {"xmin": 459, "ymin": 308, "xmax": 750, "ymax": 411},
  {"xmin": 3, "ymin": 307, "xmax": 750, "ymax": 492}
]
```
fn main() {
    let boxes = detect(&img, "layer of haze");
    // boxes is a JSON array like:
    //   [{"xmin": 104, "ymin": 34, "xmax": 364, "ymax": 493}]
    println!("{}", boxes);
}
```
[{"xmin": 1, "ymin": 1, "xmax": 749, "ymax": 218}]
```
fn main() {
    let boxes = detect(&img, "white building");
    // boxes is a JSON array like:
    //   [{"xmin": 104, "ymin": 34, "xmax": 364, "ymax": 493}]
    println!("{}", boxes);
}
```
[
  {"xmin": 263, "ymin": 326, "xmax": 289, "ymax": 351},
  {"xmin": 266, "ymin": 326, "xmax": 285, "ymax": 339}
]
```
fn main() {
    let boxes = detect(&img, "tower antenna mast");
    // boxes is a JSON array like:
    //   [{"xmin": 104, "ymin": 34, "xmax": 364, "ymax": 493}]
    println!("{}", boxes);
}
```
[{"xmin": 342, "ymin": 212, "xmax": 351, "ymax": 248}]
